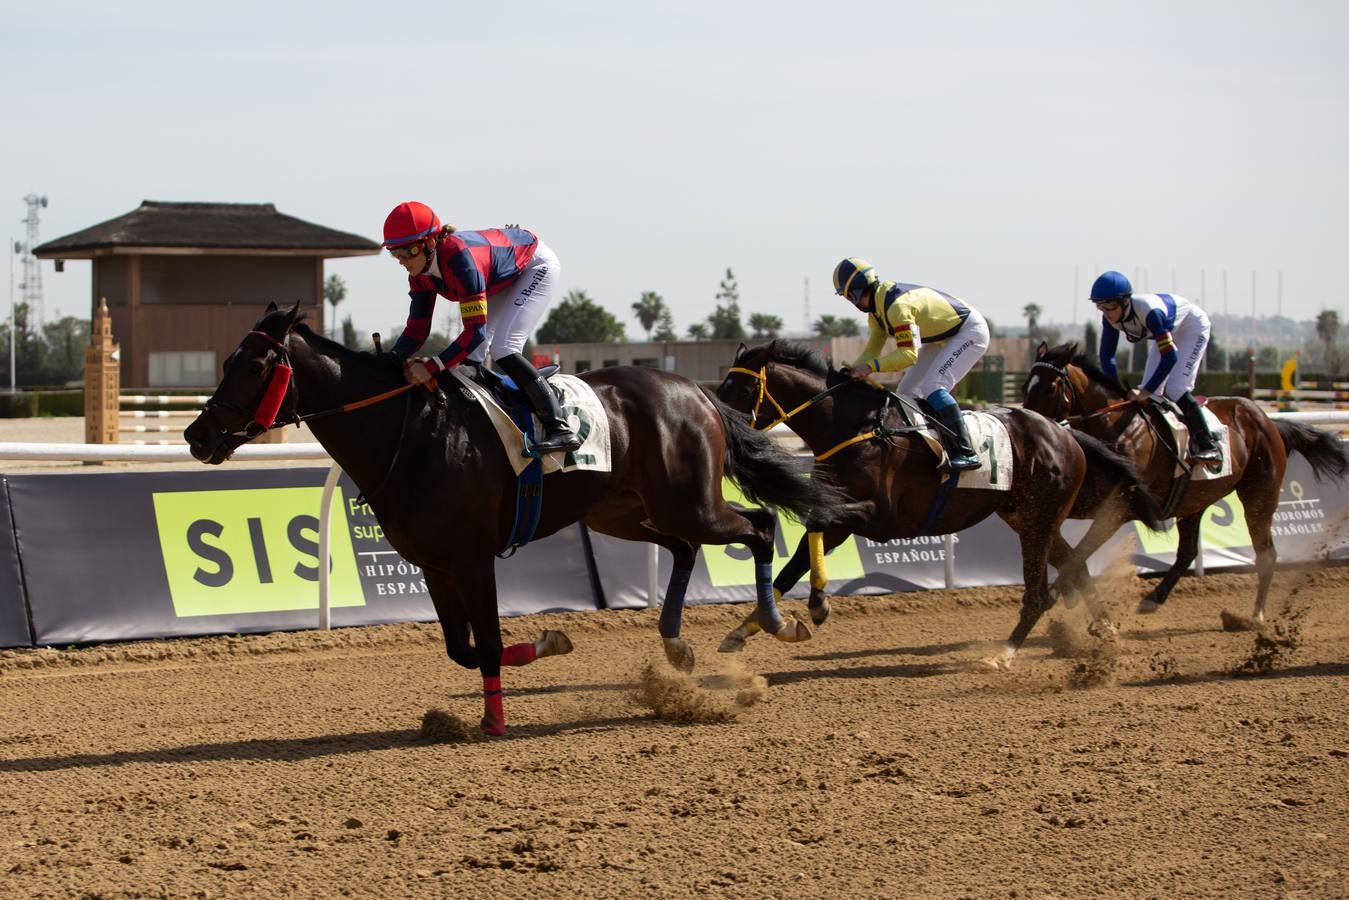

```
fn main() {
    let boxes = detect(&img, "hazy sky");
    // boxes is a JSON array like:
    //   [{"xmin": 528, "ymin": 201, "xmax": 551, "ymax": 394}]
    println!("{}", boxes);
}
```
[{"xmin": 3, "ymin": 1, "xmax": 1346, "ymax": 344}]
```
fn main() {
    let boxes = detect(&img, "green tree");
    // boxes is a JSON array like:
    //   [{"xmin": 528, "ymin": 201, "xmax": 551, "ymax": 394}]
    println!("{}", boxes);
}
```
[
  {"xmin": 1315, "ymin": 309, "xmax": 1343, "ymax": 376},
  {"xmin": 536, "ymin": 290, "xmax": 626, "ymax": 343},
  {"xmin": 686, "ymin": 323, "xmax": 710, "ymax": 341},
  {"xmin": 749, "ymin": 313, "xmax": 784, "ymax": 340},
  {"xmin": 341, "ymin": 315, "xmax": 359, "ymax": 350},
  {"xmin": 1083, "ymin": 322, "xmax": 1099, "ymax": 366},
  {"xmin": 653, "ymin": 310, "xmax": 678, "ymax": 342},
  {"xmin": 632, "ymin": 291, "xmax": 669, "ymax": 342},
  {"xmin": 324, "ymin": 274, "xmax": 347, "ymax": 339},
  {"xmin": 707, "ymin": 268, "xmax": 746, "ymax": 340},
  {"xmin": 813, "ymin": 315, "xmax": 860, "ymax": 337},
  {"xmin": 1022, "ymin": 303, "xmax": 1042, "ymax": 339},
  {"xmin": 42, "ymin": 316, "xmax": 89, "ymax": 382}
]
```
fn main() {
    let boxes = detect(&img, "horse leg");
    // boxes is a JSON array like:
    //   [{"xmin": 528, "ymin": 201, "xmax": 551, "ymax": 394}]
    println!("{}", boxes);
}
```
[
  {"xmin": 424, "ymin": 567, "xmax": 478, "ymax": 670},
  {"xmin": 1237, "ymin": 480, "xmax": 1280, "ymax": 624},
  {"xmin": 987, "ymin": 529, "xmax": 1057, "ymax": 669},
  {"xmin": 722, "ymin": 527, "xmax": 850, "ymax": 652},
  {"xmin": 584, "ymin": 514, "xmax": 698, "ymax": 671},
  {"xmin": 1139, "ymin": 512, "xmax": 1203, "ymax": 614},
  {"xmin": 455, "ymin": 561, "xmax": 508, "ymax": 737}
]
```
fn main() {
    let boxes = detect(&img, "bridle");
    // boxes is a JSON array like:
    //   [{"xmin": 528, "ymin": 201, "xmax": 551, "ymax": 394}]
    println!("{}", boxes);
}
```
[
  {"xmin": 1028, "ymin": 359, "xmax": 1138, "ymax": 424},
  {"xmin": 722, "ymin": 361, "xmax": 886, "ymax": 462},
  {"xmin": 204, "ymin": 330, "xmax": 298, "ymax": 439}
]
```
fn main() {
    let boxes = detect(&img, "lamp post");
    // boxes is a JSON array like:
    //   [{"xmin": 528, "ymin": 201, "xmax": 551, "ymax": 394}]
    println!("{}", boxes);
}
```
[{"xmin": 7, "ymin": 236, "xmax": 14, "ymax": 392}]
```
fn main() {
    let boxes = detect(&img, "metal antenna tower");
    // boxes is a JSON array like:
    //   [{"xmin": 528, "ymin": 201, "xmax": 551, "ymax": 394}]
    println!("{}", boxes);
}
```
[{"xmin": 16, "ymin": 194, "xmax": 47, "ymax": 330}]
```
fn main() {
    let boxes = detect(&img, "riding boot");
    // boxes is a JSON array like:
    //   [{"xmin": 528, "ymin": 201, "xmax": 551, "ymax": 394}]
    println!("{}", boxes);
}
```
[
  {"xmin": 1175, "ymin": 391, "xmax": 1220, "ymax": 461},
  {"xmin": 926, "ymin": 389, "xmax": 981, "ymax": 471},
  {"xmin": 497, "ymin": 352, "xmax": 582, "ymax": 454}
]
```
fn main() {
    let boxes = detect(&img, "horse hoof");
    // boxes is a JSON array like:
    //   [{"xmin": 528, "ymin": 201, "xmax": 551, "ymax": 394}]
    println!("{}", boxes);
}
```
[
  {"xmin": 537, "ymin": 629, "xmax": 573, "ymax": 658},
  {"xmin": 717, "ymin": 632, "xmax": 748, "ymax": 653},
  {"xmin": 771, "ymin": 618, "xmax": 813, "ymax": 644},
  {"xmin": 662, "ymin": 637, "xmax": 695, "ymax": 673},
  {"xmin": 808, "ymin": 592, "xmax": 832, "ymax": 626},
  {"xmin": 480, "ymin": 716, "xmax": 506, "ymax": 737},
  {"xmin": 1137, "ymin": 598, "xmax": 1161, "ymax": 614}
]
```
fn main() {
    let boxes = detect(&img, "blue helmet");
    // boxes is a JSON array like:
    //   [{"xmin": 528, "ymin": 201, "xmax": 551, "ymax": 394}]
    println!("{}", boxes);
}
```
[
  {"xmin": 1090, "ymin": 270, "xmax": 1132, "ymax": 303},
  {"xmin": 833, "ymin": 257, "xmax": 878, "ymax": 300}
]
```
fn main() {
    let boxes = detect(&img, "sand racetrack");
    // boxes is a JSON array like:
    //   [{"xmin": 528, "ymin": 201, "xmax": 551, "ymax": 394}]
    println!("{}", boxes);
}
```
[{"xmin": 1, "ymin": 564, "xmax": 1347, "ymax": 899}]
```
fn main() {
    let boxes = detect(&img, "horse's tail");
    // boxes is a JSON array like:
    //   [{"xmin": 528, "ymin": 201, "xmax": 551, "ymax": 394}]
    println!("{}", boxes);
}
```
[
  {"xmin": 1069, "ymin": 428, "xmax": 1166, "ymax": 531},
  {"xmin": 702, "ymin": 388, "xmax": 846, "ymax": 524},
  {"xmin": 1275, "ymin": 419, "xmax": 1349, "ymax": 483}
]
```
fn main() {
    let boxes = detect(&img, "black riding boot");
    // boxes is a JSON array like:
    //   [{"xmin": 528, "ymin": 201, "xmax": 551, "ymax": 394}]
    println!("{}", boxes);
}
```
[
  {"xmin": 933, "ymin": 403, "xmax": 981, "ymax": 471},
  {"xmin": 1175, "ymin": 391, "xmax": 1219, "ymax": 461},
  {"xmin": 497, "ymin": 353, "xmax": 582, "ymax": 454}
]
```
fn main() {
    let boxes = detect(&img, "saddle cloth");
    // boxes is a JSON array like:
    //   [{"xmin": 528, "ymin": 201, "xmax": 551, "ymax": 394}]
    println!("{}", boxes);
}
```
[
  {"xmin": 1156, "ymin": 405, "xmax": 1233, "ymax": 480},
  {"xmin": 449, "ymin": 369, "xmax": 613, "ymax": 477},
  {"xmin": 913, "ymin": 411, "xmax": 1013, "ymax": 491}
]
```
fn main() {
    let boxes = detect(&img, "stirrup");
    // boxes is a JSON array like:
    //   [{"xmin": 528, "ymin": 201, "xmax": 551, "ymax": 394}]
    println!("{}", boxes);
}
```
[
  {"xmin": 946, "ymin": 454, "xmax": 981, "ymax": 471},
  {"xmin": 528, "ymin": 429, "xmax": 581, "ymax": 455}
]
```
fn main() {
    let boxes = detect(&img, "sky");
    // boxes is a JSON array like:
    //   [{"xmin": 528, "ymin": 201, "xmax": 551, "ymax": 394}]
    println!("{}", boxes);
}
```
[{"xmin": 2, "ymin": 1, "xmax": 1346, "ymax": 344}]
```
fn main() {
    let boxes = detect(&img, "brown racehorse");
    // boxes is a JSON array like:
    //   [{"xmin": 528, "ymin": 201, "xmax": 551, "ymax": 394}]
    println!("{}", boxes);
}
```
[
  {"xmin": 716, "ymin": 340, "xmax": 1160, "ymax": 667},
  {"xmin": 185, "ymin": 305, "xmax": 845, "ymax": 735},
  {"xmin": 1023, "ymin": 341, "xmax": 1349, "ymax": 623}
]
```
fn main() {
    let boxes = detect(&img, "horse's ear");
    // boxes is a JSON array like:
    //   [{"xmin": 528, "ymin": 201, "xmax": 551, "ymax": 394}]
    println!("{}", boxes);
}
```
[
  {"xmin": 265, "ymin": 301, "xmax": 278, "ymax": 313},
  {"xmin": 1068, "ymin": 341, "xmax": 1080, "ymax": 357},
  {"xmin": 283, "ymin": 302, "xmax": 301, "ymax": 332},
  {"xmin": 735, "ymin": 342, "xmax": 747, "ymax": 361},
  {"xmin": 1036, "ymin": 340, "xmax": 1049, "ymax": 359}
]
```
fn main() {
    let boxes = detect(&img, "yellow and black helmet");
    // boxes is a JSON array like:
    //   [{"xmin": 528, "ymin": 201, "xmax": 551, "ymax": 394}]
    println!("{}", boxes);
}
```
[{"xmin": 833, "ymin": 257, "xmax": 878, "ymax": 301}]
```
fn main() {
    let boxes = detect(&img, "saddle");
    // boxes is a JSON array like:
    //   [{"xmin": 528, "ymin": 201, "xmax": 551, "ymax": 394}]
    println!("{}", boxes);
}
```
[{"xmin": 459, "ymin": 362, "xmax": 562, "ymax": 409}]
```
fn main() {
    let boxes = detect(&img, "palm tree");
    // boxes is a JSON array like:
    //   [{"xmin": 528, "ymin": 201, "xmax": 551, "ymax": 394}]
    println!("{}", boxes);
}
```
[
  {"xmin": 324, "ymin": 274, "xmax": 347, "ymax": 340},
  {"xmin": 749, "ymin": 313, "xmax": 784, "ymax": 340},
  {"xmin": 632, "ymin": 291, "xmax": 668, "ymax": 342},
  {"xmin": 1022, "ymin": 303, "xmax": 1042, "ymax": 339},
  {"xmin": 813, "ymin": 315, "xmax": 860, "ymax": 338},
  {"xmin": 687, "ymin": 323, "xmax": 710, "ymax": 342}
]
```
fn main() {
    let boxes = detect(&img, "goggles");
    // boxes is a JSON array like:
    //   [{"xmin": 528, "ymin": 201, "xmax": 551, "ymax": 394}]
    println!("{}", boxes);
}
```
[{"xmin": 387, "ymin": 243, "xmax": 423, "ymax": 260}]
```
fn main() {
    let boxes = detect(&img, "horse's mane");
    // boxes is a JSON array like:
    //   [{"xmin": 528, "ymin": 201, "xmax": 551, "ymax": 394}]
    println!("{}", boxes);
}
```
[
  {"xmin": 760, "ymin": 339, "xmax": 831, "ymax": 378},
  {"xmin": 1071, "ymin": 351, "xmax": 1127, "ymax": 396}
]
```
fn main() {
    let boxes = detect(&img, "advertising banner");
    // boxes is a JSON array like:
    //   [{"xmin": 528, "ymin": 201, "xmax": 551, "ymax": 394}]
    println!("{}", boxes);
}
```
[
  {"xmin": 0, "ymin": 481, "xmax": 32, "ymax": 649},
  {"xmin": 9, "ymin": 467, "xmax": 595, "ymax": 646}
]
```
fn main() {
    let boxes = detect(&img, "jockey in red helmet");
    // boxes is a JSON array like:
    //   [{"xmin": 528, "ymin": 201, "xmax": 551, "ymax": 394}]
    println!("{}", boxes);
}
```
[{"xmin": 381, "ymin": 201, "xmax": 580, "ymax": 454}]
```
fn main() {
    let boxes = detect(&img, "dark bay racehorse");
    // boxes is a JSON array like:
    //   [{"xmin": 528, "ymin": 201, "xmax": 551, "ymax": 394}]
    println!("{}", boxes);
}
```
[
  {"xmin": 716, "ymin": 340, "xmax": 1160, "ymax": 667},
  {"xmin": 186, "ymin": 305, "xmax": 844, "ymax": 735},
  {"xmin": 1023, "ymin": 342, "xmax": 1349, "ymax": 623}
]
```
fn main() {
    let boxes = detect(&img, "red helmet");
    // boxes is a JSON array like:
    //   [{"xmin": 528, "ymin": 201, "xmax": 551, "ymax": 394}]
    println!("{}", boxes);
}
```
[{"xmin": 382, "ymin": 201, "xmax": 441, "ymax": 248}]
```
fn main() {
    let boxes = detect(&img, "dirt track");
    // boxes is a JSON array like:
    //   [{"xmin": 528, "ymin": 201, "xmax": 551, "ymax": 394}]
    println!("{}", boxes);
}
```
[{"xmin": 1, "ymin": 565, "xmax": 1347, "ymax": 899}]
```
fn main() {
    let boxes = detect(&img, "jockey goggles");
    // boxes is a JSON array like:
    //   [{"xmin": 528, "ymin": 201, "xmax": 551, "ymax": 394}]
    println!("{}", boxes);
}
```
[{"xmin": 387, "ymin": 243, "xmax": 423, "ymax": 260}]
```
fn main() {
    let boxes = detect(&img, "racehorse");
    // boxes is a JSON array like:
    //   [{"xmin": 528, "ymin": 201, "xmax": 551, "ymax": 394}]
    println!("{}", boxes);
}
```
[
  {"xmin": 1023, "ymin": 341, "xmax": 1349, "ymax": 623},
  {"xmin": 716, "ymin": 340, "xmax": 1161, "ymax": 667},
  {"xmin": 185, "ymin": 305, "xmax": 845, "ymax": 735}
]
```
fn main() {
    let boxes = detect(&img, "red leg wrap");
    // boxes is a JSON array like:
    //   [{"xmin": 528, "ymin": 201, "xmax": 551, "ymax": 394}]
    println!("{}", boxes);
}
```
[
  {"xmin": 482, "ymin": 676, "xmax": 505, "ymax": 736},
  {"xmin": 500, "ymin": 642, "xmax": 538, "ymax": 667}
]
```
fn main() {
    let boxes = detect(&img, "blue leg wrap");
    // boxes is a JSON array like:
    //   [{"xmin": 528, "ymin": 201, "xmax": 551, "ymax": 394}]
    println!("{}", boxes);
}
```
[
  {"xmin": 658, "ymin": 567, "xmax": 693, "ymax": 638},
  {"xmin": 754, "ymin": 561, "xmax": 783, "ymax": 633}
]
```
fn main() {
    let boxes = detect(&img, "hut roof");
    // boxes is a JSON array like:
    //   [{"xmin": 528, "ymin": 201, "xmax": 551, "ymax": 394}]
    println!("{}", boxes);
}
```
[{"xmin": 34, "ymin": 201, "xmax": 380, "ymax": 259}]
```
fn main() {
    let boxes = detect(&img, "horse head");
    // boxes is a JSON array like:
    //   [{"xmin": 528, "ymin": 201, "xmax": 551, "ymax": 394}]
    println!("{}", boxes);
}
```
[
  {"xmin": 185, "ymin": 302, "xmax": 301, "ymax": 464},
  {"xmin": 717, "ymin": 340, "xmax": 838, "ymax": 429}
]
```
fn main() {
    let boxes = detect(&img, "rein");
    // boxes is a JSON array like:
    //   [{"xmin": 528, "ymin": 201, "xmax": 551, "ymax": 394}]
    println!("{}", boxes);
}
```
[{"xmin": 726, "ymin": 363, "xmax": 890, "ymax": 462}]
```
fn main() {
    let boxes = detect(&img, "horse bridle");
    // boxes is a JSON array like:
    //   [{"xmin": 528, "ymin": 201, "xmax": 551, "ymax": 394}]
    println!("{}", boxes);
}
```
[
  {"xmin": 1028, "ymin": 360, "xmax": 1077, "ymax": 421},
  {"xmin": 204, "ymin": 330, "xmax": 299, "ymax": 439},
  {"xmin": 724, "ymin": 363, "xmax": 851, "ymax": 431}
]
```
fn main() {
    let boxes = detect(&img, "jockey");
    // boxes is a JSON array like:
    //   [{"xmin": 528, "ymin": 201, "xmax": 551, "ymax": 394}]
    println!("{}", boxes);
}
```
[
  {"xmin": 834, "ymin": 257, "xmax": 990, "ymax": 471},
  {"xmin": 382, "ymin": 201, "xmax": 581, "ymax": 454},
  {"xmin": 1091, "ymin": 270, "xmax": 1219, "ymax": 461}
]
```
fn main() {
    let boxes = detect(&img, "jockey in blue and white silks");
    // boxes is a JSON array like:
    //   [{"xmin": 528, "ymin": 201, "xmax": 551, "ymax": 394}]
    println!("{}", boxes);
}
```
[{"xmin": 1091, "ymin": 270, "xmax": 1219, "ymax": 461}]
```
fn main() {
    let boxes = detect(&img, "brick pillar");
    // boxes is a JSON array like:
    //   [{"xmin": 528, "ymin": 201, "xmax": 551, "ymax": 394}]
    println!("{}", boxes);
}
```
[{"xmin": 84, "ymin": 298, "xmax": 120, "ymax": 445}]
